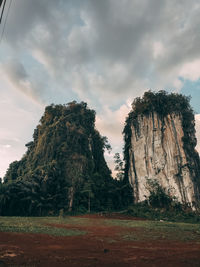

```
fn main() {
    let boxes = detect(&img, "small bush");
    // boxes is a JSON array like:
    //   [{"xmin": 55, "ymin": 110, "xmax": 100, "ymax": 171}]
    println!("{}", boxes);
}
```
[
  {"xmin": 146, "ymin": 178, "xmax": 175, "ymax": 209},
  {"xmin": 126, "ymin": 202, "xmax": 200, "ymax": 223}
]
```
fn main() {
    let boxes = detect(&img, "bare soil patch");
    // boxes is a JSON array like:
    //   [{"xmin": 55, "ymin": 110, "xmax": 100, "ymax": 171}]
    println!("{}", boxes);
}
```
[{"xmin": 0, "ymin": 214, "xmax": 200, "ymax": 267}]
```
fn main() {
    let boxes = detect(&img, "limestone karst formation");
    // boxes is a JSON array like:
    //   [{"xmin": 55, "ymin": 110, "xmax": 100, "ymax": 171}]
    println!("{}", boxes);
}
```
[
  {"xmin": 123, "ymin": 91, "xmax": 200, "ymax": 209},
  {"xmin": 2, "ymin": 101, "xmax": 118, "ymax": 215}
]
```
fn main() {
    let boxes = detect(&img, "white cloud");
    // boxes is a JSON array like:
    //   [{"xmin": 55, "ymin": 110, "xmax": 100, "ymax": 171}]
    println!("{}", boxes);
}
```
[
  {"xmin": 96, "ymin": 103, "xmax": 130, "ymax": 144},
  {"xmin": 96, "ymin": 102, "xmax": 131, "ymax": 175},
  {"xmin": 0, "ymin": 76, "xmax": 44, "ymax": 178},
  {"xmin": 32, "ymin": 49, "xmax": 54, "ymax": 76},
  {"xmin": 2, "ymin": 145, "xmax": 11, "ymax": 148},
  {"xmin": 153, "ymin": 41, "xmax": 165, "ymax": 59},
  {"xmin": 179, "ymin": 59, "xmax": 200, "ymax": 81},
  {"xmin": 172, "ymin": 78, "xmax": 183, "ymax": 91}
]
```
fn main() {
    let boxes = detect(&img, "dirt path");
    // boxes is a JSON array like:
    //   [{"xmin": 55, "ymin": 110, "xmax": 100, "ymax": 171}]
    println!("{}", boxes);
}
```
[{"xmin": 0, "ymin": 214, "xmax": 200, "ymax": 267}]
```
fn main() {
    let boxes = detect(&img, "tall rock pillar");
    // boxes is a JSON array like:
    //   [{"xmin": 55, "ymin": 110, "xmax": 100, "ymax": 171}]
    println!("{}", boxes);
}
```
[{"xmin": 123, "ymin": 91, "xmax": 200, "ymax": 209}]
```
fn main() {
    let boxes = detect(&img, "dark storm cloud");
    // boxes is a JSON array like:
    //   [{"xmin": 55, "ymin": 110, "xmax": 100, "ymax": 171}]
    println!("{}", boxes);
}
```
[
  {"xmin": 2, "ymin": 0, "xmax": 200, "ymax": 106},
  {"xmin": 4, "ymin": 60, "xmax": 28, "ymax": 81},
  {"xmin": 5, "ymin": 0, "xmax": 63, "ymax": 44},
  {"xmin": 84, "ymin": 0, "xmax": 162, "ymax": 61},
  {"xmin": 3, "ymin": 59, "xmax": 45, "ymax": 103}
]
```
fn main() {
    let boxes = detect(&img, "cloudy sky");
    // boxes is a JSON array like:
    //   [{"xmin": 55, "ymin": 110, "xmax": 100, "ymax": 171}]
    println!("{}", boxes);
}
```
[{"xmin": 1, "ymin": 0, "xmax": 200, "ymax": 178}]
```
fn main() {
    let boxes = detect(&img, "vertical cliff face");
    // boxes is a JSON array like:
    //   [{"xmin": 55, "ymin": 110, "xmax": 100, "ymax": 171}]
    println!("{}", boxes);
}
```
[{"xmin": 124, "ymin": 91, "xmax": 200, "ymax": 208}]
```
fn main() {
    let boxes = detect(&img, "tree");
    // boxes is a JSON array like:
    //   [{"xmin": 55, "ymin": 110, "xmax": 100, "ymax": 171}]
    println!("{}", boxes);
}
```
[
  {"xmin": 81, "ymin": 179, "xmax": 94, "ymax": 213},
  {"xmin": 4, "ymin": 161, "xmax": 20, "ymax": 183},
  {"xmin": 146, "ymin": 178, "xmax": 175, "ymax": 209},
  {"xmin": 114, "ymin": 153, "xmax": 124, "ymax": 180}
]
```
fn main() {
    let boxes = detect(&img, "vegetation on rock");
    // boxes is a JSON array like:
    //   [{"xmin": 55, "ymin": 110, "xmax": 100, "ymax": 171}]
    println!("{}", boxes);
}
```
[
  {"xmin": 1, "ymin": 92, "xmax": 200, "ymax": 221},
  {"xmin": 123, "ymin": 90, "xmax": 200, "ymax": 206},
  {"xmin": 0, "ymin": 101, "xmax": 124, "ymax": 216}
]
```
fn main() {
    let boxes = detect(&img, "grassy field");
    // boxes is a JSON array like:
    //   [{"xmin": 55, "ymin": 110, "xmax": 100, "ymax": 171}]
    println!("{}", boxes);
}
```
[
  {"xmin": 1, "ymin": 214, "xmax": 200, "ymax": 266},
  {"xmin": 0, "ymin": 216, "xmax": 87, "ymax": 236},
  {"xmin": 105, "ymin": 219, "xmax": 200, "ymax": 242},
  {"xmin": 0, "ymin": 215, "xmax": 200, "ymax": 242}
]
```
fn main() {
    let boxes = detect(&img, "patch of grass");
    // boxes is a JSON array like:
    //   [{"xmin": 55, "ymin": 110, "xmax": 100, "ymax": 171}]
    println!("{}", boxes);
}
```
[
  {"xmin": 105, "ymin": 218, "xmax": 200, "ymax": 242},
  {"xmin": 123, "ymin": 227, "xmax": 200, "ymax": 242},
  {"xmin": 0, "ymin": 217, "xmax": 87, "ymax": 236},
  {"xmin": 1, "ymin": 215, "xmax": 200, "ymax": 242}
]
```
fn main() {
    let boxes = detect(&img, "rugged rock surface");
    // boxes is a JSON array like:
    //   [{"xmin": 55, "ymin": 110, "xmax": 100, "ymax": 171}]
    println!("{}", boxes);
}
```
[{"xmin": 124, "ymin": 91, "xmax": 200, "ymax": 208}]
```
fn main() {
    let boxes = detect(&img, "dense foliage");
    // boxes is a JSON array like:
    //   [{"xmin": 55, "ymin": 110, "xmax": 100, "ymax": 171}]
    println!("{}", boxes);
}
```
[
  {"xmin": 0, "ymin": 102, "xmax": 125, "ymax": 216},
  {"xmin": 126, "ymin": 203, "xmax": 200, "ymax": 223},
  {"xmin": 123, "ymin": 90, "xmax": 200, "ymax": 202},
  {"xmin": 126, "ymin": 178, "xmax": 200, "ymax": 223}
]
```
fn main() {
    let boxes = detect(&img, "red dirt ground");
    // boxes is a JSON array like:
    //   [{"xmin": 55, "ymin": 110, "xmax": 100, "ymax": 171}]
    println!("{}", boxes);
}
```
[{"xmin": 0, "ymin": 214, "xmax": 200, "ymax": 267}]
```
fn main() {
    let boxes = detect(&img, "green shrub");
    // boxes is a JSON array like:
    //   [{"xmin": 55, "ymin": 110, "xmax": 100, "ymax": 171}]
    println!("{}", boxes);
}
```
[{"xmin": 126, "ymin": 202, "xmax": 200, "ymax": 223}]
